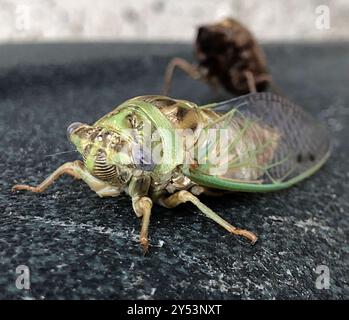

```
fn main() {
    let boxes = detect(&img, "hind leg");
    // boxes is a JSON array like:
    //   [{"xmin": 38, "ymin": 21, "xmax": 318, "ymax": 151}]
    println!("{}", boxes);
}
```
[{"xmin": 158, "ymin": 190, "xmax": 257, "ymax": 244}]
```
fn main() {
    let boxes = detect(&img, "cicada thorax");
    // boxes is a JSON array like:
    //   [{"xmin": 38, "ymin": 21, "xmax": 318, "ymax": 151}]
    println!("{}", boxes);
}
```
[
  {"xmin": 195, "ymin": 18, "xmax": 271, "ymax": 94},
  {"xmin": 137, "ymin": 96, "xmax": 192, "ymax": 130},
  {"xmin": 128, "ymin": 96, "xmax": 199, "ymax": 172},
  {"xmin": 134, "ymin": 96, "xmax": 215, "ymax": 161}
]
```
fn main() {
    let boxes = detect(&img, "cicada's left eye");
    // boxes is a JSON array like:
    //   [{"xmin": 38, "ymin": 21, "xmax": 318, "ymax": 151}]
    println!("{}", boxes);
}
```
[
  {"xmin": 66, "ymin": 122, "xmax": 84, "ymax": 138},
  {"xmin": 132, "ymin": 145, "xmax": 155, "ymax": 171}
]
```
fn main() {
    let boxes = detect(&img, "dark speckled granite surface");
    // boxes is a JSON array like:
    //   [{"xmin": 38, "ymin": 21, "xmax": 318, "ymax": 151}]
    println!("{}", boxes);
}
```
[{"xmin": 0, "ymin": 43, "xmax": 348, "ymax": 299}]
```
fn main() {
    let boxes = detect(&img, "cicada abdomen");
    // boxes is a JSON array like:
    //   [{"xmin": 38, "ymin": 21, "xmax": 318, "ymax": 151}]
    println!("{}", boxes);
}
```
[{"xmin": 182, "ymin": 93, "xmax": 331, "ymax": 191}]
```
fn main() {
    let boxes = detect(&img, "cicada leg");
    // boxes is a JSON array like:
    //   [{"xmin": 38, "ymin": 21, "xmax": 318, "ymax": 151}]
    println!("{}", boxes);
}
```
[
  {"xmin": 244, "ymin": 70, "xmax": 257, "ymax": 93},
  {"xmin": 244, "ymin": 71, "xmax": 275, "ymax": 94},
  {"xmin": 12, "ymin": 161, "xmax": 82, "ymax": 193},
  {"xmin": 132, "ymin": 196, "xmax": 153, "ymax": 254},
  {"xmin": 163, "ymin": 57, "xmax": 201, "ymax": 95},
  {"xmin": 158, "ymin": 190, "xmax": 257, "ymax": 244},
  {"xmin": 12, "ymin": 160, "xmax": 121, "ymax": 197}
]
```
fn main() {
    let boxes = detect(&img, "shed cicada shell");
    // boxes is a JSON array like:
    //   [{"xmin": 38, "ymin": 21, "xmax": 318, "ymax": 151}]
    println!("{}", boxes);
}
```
[{"xmin": 164, "ymin": 18, "xmax": 273, "ymax": 95}]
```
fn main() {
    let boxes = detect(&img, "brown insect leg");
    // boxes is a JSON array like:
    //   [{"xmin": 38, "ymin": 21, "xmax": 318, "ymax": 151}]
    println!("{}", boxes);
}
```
[
  {"xmin": 159, "ymin": 190, "xmax": 257, "ymax": 244},
  {"xmin": 163, "ymin": 57, "xmax": 201, "ymax": 95},
  {"xmin": 132, "ymin": 196, "xmax": 153, "ymax": 254},
  {"xmin": 244, "ymin": 70, "xmax": 257, "ymax": 93},
  {"xmin": 12, "ymin": 161, "xmax": 82, "ymax": 193}
]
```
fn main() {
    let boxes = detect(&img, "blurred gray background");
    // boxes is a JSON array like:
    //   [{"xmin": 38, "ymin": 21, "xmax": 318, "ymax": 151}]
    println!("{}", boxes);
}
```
[{"xmin": 0, "ymin": 0, "xmax": 346, "ymax": 43}]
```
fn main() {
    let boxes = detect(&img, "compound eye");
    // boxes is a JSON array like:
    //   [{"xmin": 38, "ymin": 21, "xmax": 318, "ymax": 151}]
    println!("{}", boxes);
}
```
[{"xmin": 66, "ymin": 122, "xmax": 83, "ymax": 138}]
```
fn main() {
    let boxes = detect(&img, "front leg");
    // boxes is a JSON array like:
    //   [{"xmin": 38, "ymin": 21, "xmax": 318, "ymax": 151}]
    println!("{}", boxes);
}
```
[
  {"xmin": 12, "ymin": 161, "xmax": 82, "ymax": 193},
  {"xmin": 128, "ymin": 175, "xmax": 153, "ymax": 253},
  {"xmin": 163, "ymin": 57, "xmax": 202, "ymax": 95},
  {"xmin": 132, "ymin": 196, "xmax": 153, "ymax": 254},
  {"xmin": 244, "ymin": 70, "xmax": 257, "ymax": 93},
  {"xmin": 244, "ymin": 71, "xmax": 274, "ymax": 94},
  {"xmin": 12, "ymin": 160, "xmax": 120, "ymax": 197},
  {"xmin": 158, "ymin": 190, "xmax": 257, "ymax": 244}
]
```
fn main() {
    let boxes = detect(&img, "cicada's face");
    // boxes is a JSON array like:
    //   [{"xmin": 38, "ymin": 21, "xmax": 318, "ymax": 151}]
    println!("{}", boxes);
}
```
[
  {"xmin": 196, "ymin": 18, "xmax": 248, "ymax": 63},
  {"xmin": 197, "ymin": 25, "xmax": 228, "ymax": 57},
  {"xmin": 66, "ymin": 122, "xmax": 136, "ymax": 188},
  {"xmin": 196, "ymin": 18, "xmax": 253, "ymax": 73},
  {"xmin": 196, "ymin": 21, "xmax": 237, "ymax": 76}
]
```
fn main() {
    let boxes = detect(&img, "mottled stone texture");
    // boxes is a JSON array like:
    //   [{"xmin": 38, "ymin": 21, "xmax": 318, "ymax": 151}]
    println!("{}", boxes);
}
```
[
  {"xmin": 0, "ymin": 0, "xmax": 347, "ymax": 43},
  {"xmin": 0, "ymin": 43, "xmax": 348, "ymax": 299}
]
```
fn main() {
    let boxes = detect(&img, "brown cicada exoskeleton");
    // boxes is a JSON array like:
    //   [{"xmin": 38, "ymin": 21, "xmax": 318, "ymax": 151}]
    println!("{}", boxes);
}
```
[{"xmin": 163, "ymin": 18, "xmax": 274, "ymax": 96}]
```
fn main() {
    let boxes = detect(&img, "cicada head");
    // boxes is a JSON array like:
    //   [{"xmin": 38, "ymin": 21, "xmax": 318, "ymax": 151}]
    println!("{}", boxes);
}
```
[
  {"xmin": 66, "ymin": 122, "xmax": 143, "ymax": 189},
  {"xmin": 195, "ymin": 18, "xmax": 270, "ymax": 94},
  {"xmin": 196, "ymin": 18, "xmax": 242, "ymax": 60}
]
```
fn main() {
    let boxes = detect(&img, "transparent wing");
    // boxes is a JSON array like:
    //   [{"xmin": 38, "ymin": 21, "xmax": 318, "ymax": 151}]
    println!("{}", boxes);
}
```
[{"xmin": 190, "ymin": 92, "xmax": 331, "ymax": 186}]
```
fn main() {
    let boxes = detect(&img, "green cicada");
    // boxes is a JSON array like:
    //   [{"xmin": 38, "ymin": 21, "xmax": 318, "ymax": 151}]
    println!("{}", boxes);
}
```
[{"xmin": 12, "ymin": 93, "xmax": 330, "ymax": 253}]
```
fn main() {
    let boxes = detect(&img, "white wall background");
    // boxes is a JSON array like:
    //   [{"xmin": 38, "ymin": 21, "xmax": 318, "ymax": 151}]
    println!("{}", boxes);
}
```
[{"xmin": 0, "ymin": 0, "xmax": 347, "ymax": 43}]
